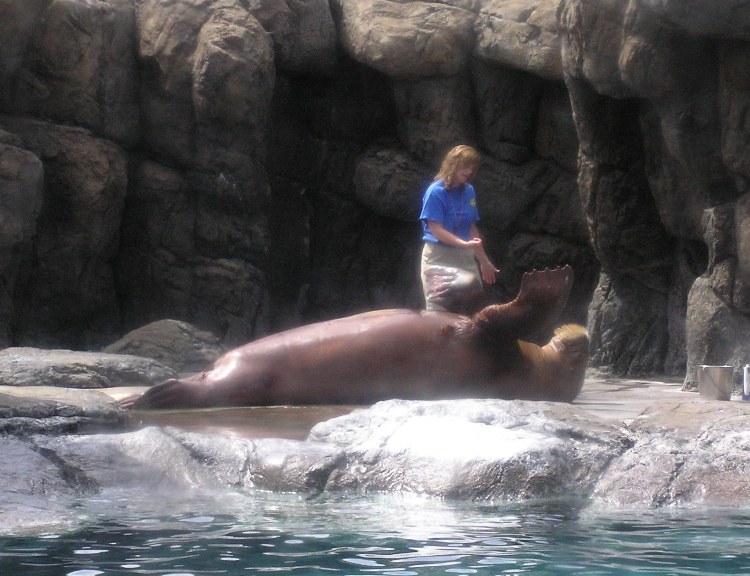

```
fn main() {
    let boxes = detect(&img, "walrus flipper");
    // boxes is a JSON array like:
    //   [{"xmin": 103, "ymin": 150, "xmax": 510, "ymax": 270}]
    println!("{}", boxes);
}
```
[
  {"xmin": 119, "ymin": 377, "xmax": 210, "ymax": 410},
  {"xmin": 469, "ymin": 265, "xmax": 573, "ymax": 341},
  {"xmin": 424, "ymin": 265, "xmax": 487, "ymax": 315}
]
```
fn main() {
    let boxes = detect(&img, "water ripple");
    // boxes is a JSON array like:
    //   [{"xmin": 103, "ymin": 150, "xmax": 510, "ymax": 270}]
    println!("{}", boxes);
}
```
[{"xmin": 2, "ymin": 494, "xmax": 750, "ymax": 575}]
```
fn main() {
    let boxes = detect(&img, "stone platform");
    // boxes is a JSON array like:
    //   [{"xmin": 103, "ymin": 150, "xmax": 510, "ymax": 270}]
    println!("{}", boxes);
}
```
[{"xmin": 101, "ymin": 370, "xmax": 750, "ymax": 439}]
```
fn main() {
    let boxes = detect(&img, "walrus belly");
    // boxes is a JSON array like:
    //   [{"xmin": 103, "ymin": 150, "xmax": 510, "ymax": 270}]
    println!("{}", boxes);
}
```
[{"xmin": 198, "ymin": 309, "xmax": 499, "ymax": 405}]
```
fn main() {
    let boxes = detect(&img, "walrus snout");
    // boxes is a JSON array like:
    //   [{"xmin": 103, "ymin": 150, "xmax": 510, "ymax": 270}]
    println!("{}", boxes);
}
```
[
  {"xmin": 552, "ymin": 324, "xmax": 589, "ymax": 365},
  {"xmin": 424, "ymin": 265, "xmax": 485, "ymax": 314}
]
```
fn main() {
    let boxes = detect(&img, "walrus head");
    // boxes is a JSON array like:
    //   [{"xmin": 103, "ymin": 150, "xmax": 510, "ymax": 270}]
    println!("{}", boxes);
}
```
[
  {"xmin": 549, "ymin": 324, "xmax": 589, "ymax": 360},
  {"xmin": 542, "ymin": 323, "xmax": 589, "ymax": 401}
]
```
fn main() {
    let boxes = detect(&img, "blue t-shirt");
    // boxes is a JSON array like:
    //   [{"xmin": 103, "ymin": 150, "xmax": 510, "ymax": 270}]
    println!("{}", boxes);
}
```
[{"xmin": 420, "ymin": 180, "xmax": 480, "ymax": 243}]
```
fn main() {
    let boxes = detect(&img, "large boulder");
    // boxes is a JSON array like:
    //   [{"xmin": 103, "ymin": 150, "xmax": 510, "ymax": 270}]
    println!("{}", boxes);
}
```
[
  {"xmin": 594, "ymin": 401, "xmax": 750, "ymax": 507},
  {"xmin": 332, "ymin": 0, "xmax": 476, "ymax": 79},
  {"xmin": 0, "ymin": 437, "xmax": 88, "ymax": 534},
  {"xmin": 103, "ymin": 319, "xmax": 224, "ymax": 373},
  {"xmin": 309, "ymin": 399, "xmax": 631, "ymax": 499},
  {"xmin": 476, "ymin": 0, "xmax": 563, "ymax": 80},
  {"xmin": 7, "ymin": 398, "xmax": 633, "ymax": 503}
]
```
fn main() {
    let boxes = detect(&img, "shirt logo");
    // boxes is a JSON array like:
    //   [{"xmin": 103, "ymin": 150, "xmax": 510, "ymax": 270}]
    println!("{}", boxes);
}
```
[{"xmin": 469, "ymin": 199, "xmax": 476, "ymax": 207}]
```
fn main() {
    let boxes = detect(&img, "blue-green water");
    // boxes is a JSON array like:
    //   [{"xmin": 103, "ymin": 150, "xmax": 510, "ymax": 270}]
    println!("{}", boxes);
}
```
[{"xmin": 2, "ymin": 491, "xmax": 750, "ymax": 575}]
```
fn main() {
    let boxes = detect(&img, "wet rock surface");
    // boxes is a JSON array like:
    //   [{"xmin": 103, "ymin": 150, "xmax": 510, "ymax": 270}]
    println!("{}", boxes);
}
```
[
  {"xmin": 2, "ymin": 372, "xmax": 750, "ymax": 535},
  {"xmin": 308, "ymin": 399, "xmax": 631, "ymax": 500},
  {"xmin": 594, "ymin": 401, "xmax": 750, "ymax": 507},
  {"xmin": 0, "ymin": 385, "xmax": 126, "ymax": 436}
]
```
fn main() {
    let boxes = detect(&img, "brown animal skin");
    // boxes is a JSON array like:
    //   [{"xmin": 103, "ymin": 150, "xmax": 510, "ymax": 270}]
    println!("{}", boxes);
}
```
[{"xmin": 121, "ymin": 266, "xmax": 587, "ymax": 409}]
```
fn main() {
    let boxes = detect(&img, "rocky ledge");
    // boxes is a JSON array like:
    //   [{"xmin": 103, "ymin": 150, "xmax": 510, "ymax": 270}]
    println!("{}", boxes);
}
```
[{"xmin": 1, "ymin": 355, "xmax": 750, "ymax": 535}]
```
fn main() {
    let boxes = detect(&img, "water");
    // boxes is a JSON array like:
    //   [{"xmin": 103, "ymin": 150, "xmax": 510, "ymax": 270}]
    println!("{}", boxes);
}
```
[{"xmin": 2, "ymin": 490, "xmax": 750, "ymax": 575}]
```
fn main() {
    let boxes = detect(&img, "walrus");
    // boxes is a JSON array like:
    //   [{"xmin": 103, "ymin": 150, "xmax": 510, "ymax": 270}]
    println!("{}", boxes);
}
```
[{"xmin": 120, "ymin": 265, "xmax": 588, "ymax": 409}]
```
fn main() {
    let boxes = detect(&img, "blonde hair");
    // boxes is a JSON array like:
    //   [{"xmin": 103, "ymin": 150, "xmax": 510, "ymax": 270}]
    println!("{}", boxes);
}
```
[{"xmin": 434, "ymin": 145, "xmax": 480, "ymax": 189}]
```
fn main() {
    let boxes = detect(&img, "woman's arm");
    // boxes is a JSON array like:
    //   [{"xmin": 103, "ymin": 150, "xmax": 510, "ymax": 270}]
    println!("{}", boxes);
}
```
[
  {"xmin": 427, "ymin": 220, "xmax": 481, "ymax": 249},
  {"xmin": 426, "ymin": 221, "xmax": 499, "ymax": 284},
  {"xmin": 469, "ymin": 223, "xmax": 499, "ymax": 285}
]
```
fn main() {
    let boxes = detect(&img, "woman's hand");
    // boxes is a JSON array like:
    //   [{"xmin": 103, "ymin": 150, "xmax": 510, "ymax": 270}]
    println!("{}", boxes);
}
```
[
  {"xmin": 479, "ymin": 259, "xmax": 500, "ymax": 285},
  {"xmin": 464, "ymin": 237, "xmax": 483, "ymax": 249},
  {"xmin": 427, "ymin": 221, "xmax": 500, "ymax": 284},
  {"xmin": 427, "ymin": 220, "xmax": 471, "ymax": 248}
]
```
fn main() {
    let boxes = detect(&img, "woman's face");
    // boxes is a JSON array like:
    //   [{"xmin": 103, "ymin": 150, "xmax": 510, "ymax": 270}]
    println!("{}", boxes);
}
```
[{"xmin": 454, "ymin": 163, "xmax": 476, "ymax": 186}]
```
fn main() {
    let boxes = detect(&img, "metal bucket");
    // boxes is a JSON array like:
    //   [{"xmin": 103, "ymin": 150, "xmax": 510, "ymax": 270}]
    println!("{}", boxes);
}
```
[{"xmin": 697, "ymin": 365, "xmax": 734, "ymax": 401}]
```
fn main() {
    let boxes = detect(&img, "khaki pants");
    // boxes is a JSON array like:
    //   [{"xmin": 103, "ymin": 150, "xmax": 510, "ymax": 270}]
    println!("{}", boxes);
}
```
[{"xmin": 420, "ymin": 242, "xmax": 480, "ymax": 311}]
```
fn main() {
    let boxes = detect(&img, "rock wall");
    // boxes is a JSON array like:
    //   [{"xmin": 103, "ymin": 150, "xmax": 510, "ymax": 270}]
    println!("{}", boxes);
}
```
[
  {"xmin": 559, "ymin": 0, "xmax": 750, "ymax": 386},
  {"xmin": 1, "ymin": 0, "xmax": 748, "ymax": 384}
]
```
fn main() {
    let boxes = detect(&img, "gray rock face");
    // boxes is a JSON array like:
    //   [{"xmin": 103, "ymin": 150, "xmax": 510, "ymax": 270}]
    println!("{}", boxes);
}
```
[
  {"xmin": 0, "ymin": 138, "xmax": 43, "ymax": 348},
  {"xmin": 0, "ymin": 0, "xmax": 591, "ymax": 350},
  {"xmin": 0, "ymin": 348, "xmax": 175, "ymax": 389},
  {"xmin": 1, "ymin": 0, "xmax": 139, "ymax": 147},
  {"xmin": 0, "ymin": 115, "xmax": 128, "ymax": 350},
  {"xmin": 559, "ymin": 0, "xmax": 750, "ymax": 380},
  {"xmin": 1, "ymin": 0, "xmax": 749, "ymax": 384}
]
